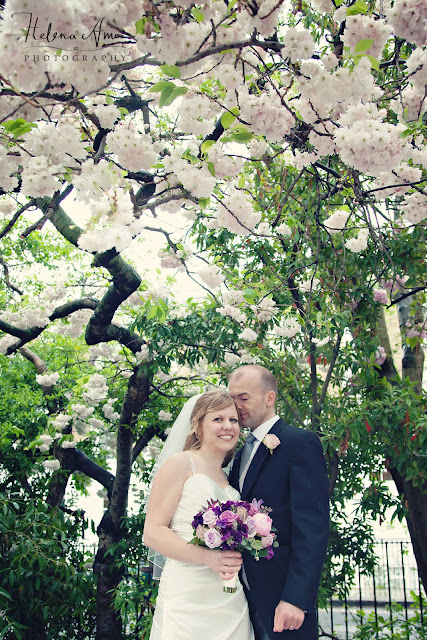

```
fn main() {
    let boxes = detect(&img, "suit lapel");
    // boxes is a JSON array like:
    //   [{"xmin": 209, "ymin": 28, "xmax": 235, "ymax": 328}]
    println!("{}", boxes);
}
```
[{"xmin": 241, "ymin": 419, "xmax": 284, "ymax": 499}]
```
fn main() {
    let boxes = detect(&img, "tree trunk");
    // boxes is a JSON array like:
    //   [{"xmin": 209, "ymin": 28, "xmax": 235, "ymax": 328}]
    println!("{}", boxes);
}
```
[
  {"xmin": 389, "ymin": 467, "xmax": 427, "ymax": 594},
  {"xmin": 396, "ymin": 291, "xmax": 425, "ymax": 393},
  {"xmin": 93, "ymin": 369, "xmax": 151, "ymax": 640},
  {"xmin": 94, "ymin": 524, "xmax": 124, "ymax": 640},
  {"xmin": 377, "ymin": 305, "xmax": 427, "ymax": 595}
]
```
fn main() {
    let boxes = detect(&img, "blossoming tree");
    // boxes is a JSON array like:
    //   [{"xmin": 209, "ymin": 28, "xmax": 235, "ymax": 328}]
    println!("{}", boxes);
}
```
[{"xmin": 0, "ymin": 0, "xmax": 426, "ymax": 636}]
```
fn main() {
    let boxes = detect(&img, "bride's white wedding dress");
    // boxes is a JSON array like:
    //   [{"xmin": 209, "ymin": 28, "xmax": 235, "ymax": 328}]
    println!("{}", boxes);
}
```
[{"xmin": 149, "ymin": 454, "xmax": 254, "ymax": 640}]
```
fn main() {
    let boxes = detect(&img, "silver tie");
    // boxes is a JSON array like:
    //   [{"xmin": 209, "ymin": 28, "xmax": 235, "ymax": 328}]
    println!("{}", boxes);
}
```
[{"xmin": 239, "ymin": 433, "xmax": 257, "ymax": 477}]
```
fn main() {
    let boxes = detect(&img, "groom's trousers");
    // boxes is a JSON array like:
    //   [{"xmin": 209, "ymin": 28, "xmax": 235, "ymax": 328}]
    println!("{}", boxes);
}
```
[{"xmin": 243, "ymin": 584, "xmax": 270, "ymax": 640}]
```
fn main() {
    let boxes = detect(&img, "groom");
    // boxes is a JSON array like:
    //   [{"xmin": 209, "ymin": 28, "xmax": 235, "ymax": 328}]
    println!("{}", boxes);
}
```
[{"xmin": 228, "ymin": 365, "xmax": 329, "ymax": 639}]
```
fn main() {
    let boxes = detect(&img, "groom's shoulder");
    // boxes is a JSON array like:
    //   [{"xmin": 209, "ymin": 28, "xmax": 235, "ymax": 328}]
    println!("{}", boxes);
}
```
[{"xmin": 275, "ymin": 419, "xmax": 320, "ymax": 444}]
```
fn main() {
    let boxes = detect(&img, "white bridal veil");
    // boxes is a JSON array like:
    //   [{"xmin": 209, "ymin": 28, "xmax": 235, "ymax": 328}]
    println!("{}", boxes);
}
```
[{"xmin": 144, "ymin": 394, "xmax": 201, "ymax": 579}]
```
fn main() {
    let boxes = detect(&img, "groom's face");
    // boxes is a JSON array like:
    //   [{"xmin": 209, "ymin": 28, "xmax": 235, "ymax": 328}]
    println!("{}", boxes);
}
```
[{"xmin": 228, "ymin": 372, "xmax": 273, "ymax": 431}]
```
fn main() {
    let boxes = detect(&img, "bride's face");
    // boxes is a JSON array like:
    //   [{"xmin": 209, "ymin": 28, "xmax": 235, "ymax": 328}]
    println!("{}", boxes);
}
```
[{"xmin": 199, "ymin": 404, "xmax": 240, "ymax": 453}]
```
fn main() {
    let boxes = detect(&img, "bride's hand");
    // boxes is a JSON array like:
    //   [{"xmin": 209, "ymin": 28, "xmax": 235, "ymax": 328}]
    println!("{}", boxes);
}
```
[{"xmin": 202, "ymin": 549, "xmax": 242, "ymax": 576}]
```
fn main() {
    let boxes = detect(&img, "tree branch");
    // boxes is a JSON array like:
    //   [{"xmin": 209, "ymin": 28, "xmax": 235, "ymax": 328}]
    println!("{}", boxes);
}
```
[
  {"xmin": 58, "ymin": 447, "xmax": 116, "ymax": 498},
  {"xmin": 319, "ymin": 331, "xmax": 343, "ymax": 408}
]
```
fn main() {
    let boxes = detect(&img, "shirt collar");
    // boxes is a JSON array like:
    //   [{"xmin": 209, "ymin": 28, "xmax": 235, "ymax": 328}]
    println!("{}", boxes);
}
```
[{"xmin": 251, "ymin": 415, "xmax": 280, "ymax": 442}]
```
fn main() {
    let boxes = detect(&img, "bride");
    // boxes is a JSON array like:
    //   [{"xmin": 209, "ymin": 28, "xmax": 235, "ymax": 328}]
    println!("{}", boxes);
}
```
[{"xmin": 143, "ymin": 390, "xmax": 254, "ymax": 640}]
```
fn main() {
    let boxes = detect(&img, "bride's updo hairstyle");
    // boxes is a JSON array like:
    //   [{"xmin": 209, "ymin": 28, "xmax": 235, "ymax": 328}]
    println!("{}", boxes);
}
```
[{"xmin": 183, "ymin": 390, "xmax": 238, "ymax": 467}]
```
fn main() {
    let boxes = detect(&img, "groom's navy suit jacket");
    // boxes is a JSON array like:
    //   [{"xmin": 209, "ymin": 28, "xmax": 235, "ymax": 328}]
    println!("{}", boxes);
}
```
[{"xmin": 229, "ymin": 419, "xmax": 329, "ymax": 639}]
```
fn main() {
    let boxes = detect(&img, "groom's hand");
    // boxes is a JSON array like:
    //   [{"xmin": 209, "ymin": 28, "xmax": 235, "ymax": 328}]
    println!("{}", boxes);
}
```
[
  {"xmin": 203, "ymin": 549, "xmax": 242, "ymax": 577},
  {"xmin": 273, "ymin": 601, "xmax": 305, "ymax": 632}
]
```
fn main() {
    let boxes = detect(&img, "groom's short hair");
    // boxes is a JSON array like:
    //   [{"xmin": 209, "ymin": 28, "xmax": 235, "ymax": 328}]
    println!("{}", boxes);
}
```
[{"xmin": 229, "ymin": 364, "xmax": 278, "ymax": 395}]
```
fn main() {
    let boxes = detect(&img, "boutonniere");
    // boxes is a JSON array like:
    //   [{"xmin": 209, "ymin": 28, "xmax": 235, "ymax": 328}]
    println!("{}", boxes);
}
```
[{"xmin": 263, "ymin": 434, "xmax": 280, "ymax": 454}]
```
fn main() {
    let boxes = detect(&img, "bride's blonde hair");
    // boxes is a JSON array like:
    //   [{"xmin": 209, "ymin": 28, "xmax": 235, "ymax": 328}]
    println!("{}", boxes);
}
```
[{"xmin": 183, "ymin": 391, "xmax": 239, "ymax": 467}]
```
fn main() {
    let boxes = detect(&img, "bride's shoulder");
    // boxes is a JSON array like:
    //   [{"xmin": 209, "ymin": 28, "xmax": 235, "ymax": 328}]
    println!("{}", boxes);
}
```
[{"xmin": 156, "ymin": 451, "xmax": 192, "ymax": 480}]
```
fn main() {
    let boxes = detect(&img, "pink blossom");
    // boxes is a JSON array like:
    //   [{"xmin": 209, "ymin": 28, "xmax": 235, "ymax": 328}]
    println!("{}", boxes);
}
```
[
  {"xmin": 252, "ymin": 513, "xmax": 273, "ymax": 536},
  {"xmin": 263, "ymin": 434, "xmax": 280, "ymax": 452},
  {"xmin": 374, "ymin": 289, "xmax": 388, "ymax": 304},
  {"xmin": 204, "ymin": 528, "xmax": 223, "ymax": 548},
  {"xmin": 374, "ymin": 346, "xmax": 387, "ymax": 366}
]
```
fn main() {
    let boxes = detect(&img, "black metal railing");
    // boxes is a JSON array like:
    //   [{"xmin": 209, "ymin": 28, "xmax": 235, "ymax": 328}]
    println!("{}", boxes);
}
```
[{"xmin": 318, "ymin": 540, "xmax": 426, "ymax": 639}]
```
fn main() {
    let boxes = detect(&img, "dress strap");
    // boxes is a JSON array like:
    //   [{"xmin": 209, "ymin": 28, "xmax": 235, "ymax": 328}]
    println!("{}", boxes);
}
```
[{"xmin": 186, "ymin": 451, "xmax": 196, "ymax": 475}]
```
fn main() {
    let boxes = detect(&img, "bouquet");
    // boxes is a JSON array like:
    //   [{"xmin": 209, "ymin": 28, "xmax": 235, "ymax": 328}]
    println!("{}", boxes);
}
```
[{"xmin": 189, "ymin": 498, "xmax": 278, "ymax": 593}]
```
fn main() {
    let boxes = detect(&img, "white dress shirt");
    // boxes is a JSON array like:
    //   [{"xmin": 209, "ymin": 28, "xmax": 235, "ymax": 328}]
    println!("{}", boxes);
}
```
[{"xmin": 239, "ymin": 415, "xmax": 279, "ymax": 491}]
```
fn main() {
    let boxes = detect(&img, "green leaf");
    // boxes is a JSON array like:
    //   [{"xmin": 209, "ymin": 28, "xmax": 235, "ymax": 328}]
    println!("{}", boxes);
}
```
[
  {"xmin": 191, "ymin": 7, "xmax": 204, "ymax": 22},
  {"xmin": 207, "ymin": 161, "xmax": 216, "ymax": 177},
  {"xmin": 221, "ymin": 110, "xmax": 238, "ymax": 129},
  {"xmin": 135, "ymin": 18, "xmax": 145, "ymax": 35},
  {"xmin": 354, "ymin": 39, "xmax": 374, "ymax": 53},
  {"xmin": 2, "ymin": 118, "xmax": 38, "ymax": 139},
  {"xmin": 368, "ymin": 55, "xmax": 380, "ymax": 71},
  {"xmin": 146, "ymin": 305, "xmax": 157, "ymax": 321},
  {"xmin": 238, "ymin": 175, "xmax": 245, "ymax": 188},
  {"xmin": 251, "ymin": 539, "xmax": 263, "ymax": 550},
  {"xmin": 160, "ymin": 64, "xmax": 181, "ymax": 79},
  {"xmin": 158, "ymin": 85, "xmax": 176, "ymax": 107},
  {"xmin": 200, "ymin": 139, "xmax": 215, "ymax": 155},
  {"xmin": 148, "ymin": 81, "xmax": 175, "ymax": 94},
  {"xmin": 156, "ymin": 306, "xmax": 167, "ymax": 323},
  {"xmin": 229, "ymin": 130, "xmax": 253, "ymax": 143},
  {"xmin": 198, "ymin": 197, "xmax": 210, "ymax": 210},
  {"xmin": 243, "ymin": 288, "xmax": 256, "ymax": 303},
  {"xmin": 347, "ymin": 0, "xmax": 368, "ymax": 14},
  {"xmin": 160, "ymin": 86, "xmax": 188, "ymax": 107}
]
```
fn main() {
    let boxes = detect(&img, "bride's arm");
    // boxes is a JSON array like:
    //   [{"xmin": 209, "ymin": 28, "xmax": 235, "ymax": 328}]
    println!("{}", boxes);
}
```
[{"xmin": 143, "ymin": 453, "xmax": 241, "ymax": 577}]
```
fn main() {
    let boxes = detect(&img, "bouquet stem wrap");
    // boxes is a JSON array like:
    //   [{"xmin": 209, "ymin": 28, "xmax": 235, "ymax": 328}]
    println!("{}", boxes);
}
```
[{"xmin": 222, "ymin": 572, "xmax": 238, "ymax": 593}]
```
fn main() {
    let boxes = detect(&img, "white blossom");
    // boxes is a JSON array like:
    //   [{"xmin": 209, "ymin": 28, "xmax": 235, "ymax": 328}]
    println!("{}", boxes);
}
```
[
  {"xmin": 42, "ymin": 459, "xmax": 61, "ymax": 471},
  {"xmin": 274, "ymin": 319, "xmax": 301, "ymax": 338},
  {"xmin": 400, "ymin": 192, "xmax": 427, "ymax": 224},
  {"xmin": 281, "ymin": 28, "xmax": 315, "ymax": 63},
  {"xmin": 198, "ymin": 266, "xmax": 225, "ymax": 289},
  {"xmin": 312, "ymin": 336, "xmax": 330, "ymax": 347},
  {"xmin": 71, "ymin": 404, "xmax": 95, "ymax": 420},
  {"xmin": 342, "ymin": 15, "xmax": 392, "ymax": 58},
  {"xmin": 61, "ymin": 440, "xmax": 77, "ymax": 449},
  {"xmin": 239, "ymin": 328, "xmax": 258, "ymax": 341},
  {"xmin": 93, "ymin": 104, "xmax": 121, "ymax": 129},
  {"xmin": 345, "ymin": 229, "xmax": 369, "ymax": 252},
  {"xmin": 159, "ymin": 410, "xmax": 173, "ymax": 421},
  {"xmin": 36, "ymin": 372, "xmax": 60, "ymax": 386},
  {"xmin": 323, "ymin": 210, "xmax": 350, "ymax": 233},
  {"xmin": 52, "ymin": 414, "xmax": 71, "ymax": 430},
  {"xmin": 275, "ymin": 222, "xmax": 292, "ymax": 237},
  {"xmin": 135, "ymin": 346, "xmax": 150, "ymax": 363},
  {"xmin": 387, "ymin": 0, "xmax": 427, "ymax": 47}
]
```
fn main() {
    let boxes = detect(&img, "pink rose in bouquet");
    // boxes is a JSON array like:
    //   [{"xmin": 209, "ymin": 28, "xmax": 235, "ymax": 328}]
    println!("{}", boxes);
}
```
[
  {"xmin": 261, "ymin": 533, "xmax": 275, "ymax": 548},
  {"xmin": 204, "ymin": 528, "xmax": 223, "ymax": 549},
  {"xmin": 203, "ymin": 509, "xmax": 218, "ymax": 527},
  {"xmin": 253, "ymin": 512, "xmax": 273, "ymax": 536}
]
